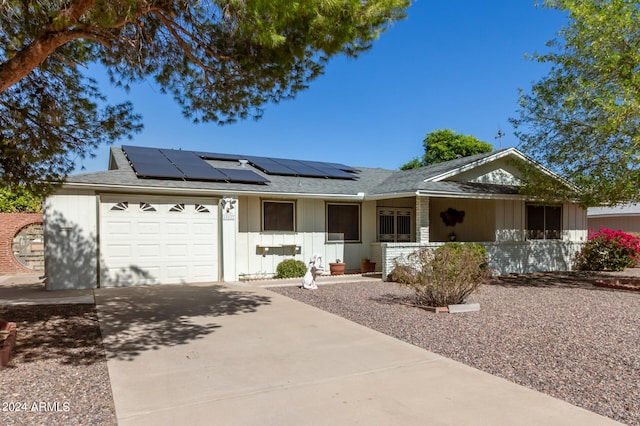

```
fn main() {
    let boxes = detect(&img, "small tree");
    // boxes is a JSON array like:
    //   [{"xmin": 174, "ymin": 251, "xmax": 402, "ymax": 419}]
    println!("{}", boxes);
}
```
[
  {"xmin": 400, "ymin": 129, "xmax": 494, "ymax": 170},
  {"xmin": 390, "ymin": 243, "xmax": 490, "ymax": 307},
  {"xmin": 575, "ymin": 229, "xmax": 640, "ymax": 271}
]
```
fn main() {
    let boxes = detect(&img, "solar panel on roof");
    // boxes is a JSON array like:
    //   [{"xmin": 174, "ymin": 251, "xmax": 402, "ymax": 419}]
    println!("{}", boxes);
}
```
[
  {"xmin": 196, "ymin": 152, "xmax": 243, "ymax": 161},
  {"xmin": 160, "ymin": 149, "xmax": 229, "ymax": 181},
  {"xmin": 122, "ymin": 146, "xmax": 184, "ymax": 179},
  {"xmin": 246, "ymin": 157, "xmax": 299, "ymax": 175},
  {"xmin": 218, "ymin": 168, "xmax": 270, "ymax": 184},
  {"xmin": 248, "ymin": 156, "xmax": 358, "ymax": 179},
  {"xmin": 269, "ymin": 158, "xmax": 326, "ymax": 177},
  {"xmin": 302, "ymin": 163, "xmax": 357, "ymax": 179},
  {"xmin": 313, "ymin": 160, "xmax": 359, "ymax": 174}
]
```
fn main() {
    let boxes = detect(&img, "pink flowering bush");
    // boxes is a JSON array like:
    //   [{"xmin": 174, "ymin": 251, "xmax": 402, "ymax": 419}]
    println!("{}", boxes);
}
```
[{"xmin": 575, "ymin": 229, "xmax": 640, "ymax": 271}]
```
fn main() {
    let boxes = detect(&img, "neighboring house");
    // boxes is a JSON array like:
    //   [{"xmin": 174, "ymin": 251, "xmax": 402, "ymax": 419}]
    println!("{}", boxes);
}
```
[
  {"xmin": 43, "ymin": 146, "xmax": 587, "ymax": 290},
  {"xmin": 587, "ymin": 204, "xmax": 640, "ymax": 234}
]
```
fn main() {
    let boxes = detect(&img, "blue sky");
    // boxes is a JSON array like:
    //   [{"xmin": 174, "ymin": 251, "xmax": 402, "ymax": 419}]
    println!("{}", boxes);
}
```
[{"xmin": 75, "ymin": 1, "xmax": 567, "ymax": 174}]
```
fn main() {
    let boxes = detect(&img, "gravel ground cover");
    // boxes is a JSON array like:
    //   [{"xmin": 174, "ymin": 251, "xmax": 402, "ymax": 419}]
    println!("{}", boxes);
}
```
[
  {"xmin": 0, "ymin": 304, "xmax": 116, "ymax": 426},
  {"xmin": 269, "ymin": 275, "xmax": 640, "ymax": 425}
]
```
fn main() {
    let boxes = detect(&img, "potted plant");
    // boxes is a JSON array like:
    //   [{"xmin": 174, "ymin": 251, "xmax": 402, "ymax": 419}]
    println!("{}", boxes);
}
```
[
  {"xmin": 329, "ymin": 259, "xmax": 346, "ymax": 275},
  {"xmin": 360, "ymin": 257, "xmax": 376, "ymax": 273}
]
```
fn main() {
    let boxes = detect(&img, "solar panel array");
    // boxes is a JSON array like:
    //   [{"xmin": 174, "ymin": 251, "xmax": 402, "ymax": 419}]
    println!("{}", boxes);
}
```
[
  {"xmin": 122, "ymin": 146, "xmax": 269, "ymax": 184},
  {"xmin": 198, "ymin": 152, "xmax": 359, "ymax": 179},
  {"xmin": 122, "ymin": 146, "xmax": 359, "ymax": 183}
]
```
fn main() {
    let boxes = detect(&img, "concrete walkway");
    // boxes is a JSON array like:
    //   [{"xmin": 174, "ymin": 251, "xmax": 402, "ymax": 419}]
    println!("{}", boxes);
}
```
[
  {"xmin": 0, "ymin": 273, "xmax": 94, "ymax": 305},
  {"xmin": 94, "ymin": 281, "xmax": 621, "ymax": 426}
]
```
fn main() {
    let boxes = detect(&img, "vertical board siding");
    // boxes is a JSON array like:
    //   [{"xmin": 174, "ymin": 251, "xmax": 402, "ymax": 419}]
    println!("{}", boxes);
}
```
[
  {"xmin": 429, "ymin": 198, "xmax": 496, "ymax": 242},
  {"xmin": 44, "ymin": 189, "xmax": 98, "ymax": 290},
  {"xmin": 588, "ymin": 216, "xmax": 640, "ymax": 234}
]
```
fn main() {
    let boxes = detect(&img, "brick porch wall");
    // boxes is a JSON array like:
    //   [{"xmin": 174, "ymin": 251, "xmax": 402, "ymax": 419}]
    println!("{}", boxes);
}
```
[{"xmin": 0, "ymin": 213, "xmax": 44, "ymax": 274}]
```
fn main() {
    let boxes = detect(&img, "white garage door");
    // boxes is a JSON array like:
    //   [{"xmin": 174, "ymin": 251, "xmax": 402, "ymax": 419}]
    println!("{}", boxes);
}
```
[{"xmin": 100, "ymin": 195, "xmax": 218, "ymax": 286}]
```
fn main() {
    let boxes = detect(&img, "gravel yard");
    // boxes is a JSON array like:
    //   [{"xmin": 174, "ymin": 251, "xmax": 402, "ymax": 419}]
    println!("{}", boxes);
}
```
[
  {"xmin": 269, "ymin": 275, "xmax": 640, "ymax": 426},
  {"xmin": 0, "ymin": 304, "xmax": 116, "ymax": 426}
]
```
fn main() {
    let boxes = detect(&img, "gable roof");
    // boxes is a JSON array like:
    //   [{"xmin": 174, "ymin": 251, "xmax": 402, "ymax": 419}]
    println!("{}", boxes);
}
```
[{"xmin": 62, "ymin": 146, "xmax": 569, "ymax": 200}]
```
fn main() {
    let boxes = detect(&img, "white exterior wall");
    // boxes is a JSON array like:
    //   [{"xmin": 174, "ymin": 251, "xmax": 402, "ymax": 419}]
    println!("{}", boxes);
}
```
[
  {"xmin": 44, "ymin": 189, "xmax": 98, "ymax": 290},
  {"xmin": 380, "ymin": 200, "xmax": 588, "ymax": 278},
  {"xmin": 380, "ymin": 240, "xmax": 585, "ymax": 278},
  {"xmin": 429, "ymin": 197, "xmax": 497, "ymax": 242},
  {"xmin": 588, "ymin": 216, "xmax": 640, "ymax": 234},
  {"xmin": 236, "ymin": 196, "xmax": 376, "ymax": 278},
  {"xmin": 494, "ymin": 199, "xmax": 526, "ymax": 241}
]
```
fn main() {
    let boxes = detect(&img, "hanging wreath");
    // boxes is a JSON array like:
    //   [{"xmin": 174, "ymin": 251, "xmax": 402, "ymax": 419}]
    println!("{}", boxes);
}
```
[{"xmin": 440, "ymin": 208, "xmax": 465, "ymax": 227}]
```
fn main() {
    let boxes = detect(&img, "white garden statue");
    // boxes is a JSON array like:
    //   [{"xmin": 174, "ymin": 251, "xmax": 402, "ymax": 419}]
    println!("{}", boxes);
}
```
[{"xmin": 301, "ymin": 254, "xmax": 324, "ymax": 290}]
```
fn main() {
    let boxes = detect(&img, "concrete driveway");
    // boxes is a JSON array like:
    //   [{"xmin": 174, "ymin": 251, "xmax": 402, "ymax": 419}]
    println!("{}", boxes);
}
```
[{"xmin": 94, "ymin": 282, "xmax": 620, "ymax": 426}]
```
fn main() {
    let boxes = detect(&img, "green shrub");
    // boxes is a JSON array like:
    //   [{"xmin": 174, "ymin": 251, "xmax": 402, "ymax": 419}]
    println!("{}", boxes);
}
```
[
  {"xmin": 575, "ymin": 229, "xmax": 640, "ymax": 271},
  {"xmin": 275, "ymin": 259, "xmax": 307, "ymax": 279},
  {"xmin": 390, "ymin": 243, "xmax": 490, "ymax": 307}
]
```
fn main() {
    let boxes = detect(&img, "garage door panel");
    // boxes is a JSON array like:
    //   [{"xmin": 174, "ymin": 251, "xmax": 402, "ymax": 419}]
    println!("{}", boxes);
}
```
[
  {"xmin": 138, "ymin": 244, "xmax": 161, "ymax": 257},
  {"xmin": 192, "ymin": 243, "xmax": 216, "ymax": 257},
  {"xmin": 167, "ymin": 222, "xmax": 188, "ymax": 234},
  {"xmin": 167, "ymin": 244, "xmax": 188, "ymax": 257},
  {"xmin": 191, "ymin": 266, "xmax": 216, "ymax": 280},
  {"xmin": 166, "ymin": 265, "xmax": 189, "ymax": 278},
  {"xmin": 193, "ymin": 223, "xmax": 215, "ymax": 234},
  {"xmin": 100, "ymin": 195, "xmax": 218, "ymax": 286},
  {"xmin": 106, "ymin": 243, "xmax": 132, "ymax": 257},
  {"xmin": 107, "ymin": 221, "xmax": 132, "ymax": 235},
  {"xmin": 136, "ymin": 221, "xmax": 160, "ymax": 235}
]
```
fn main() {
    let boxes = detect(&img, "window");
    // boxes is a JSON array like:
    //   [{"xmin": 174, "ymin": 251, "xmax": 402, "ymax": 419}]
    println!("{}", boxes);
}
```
[
  {"xmin": 110, "ymin": 202, "xmax": 128, "ymax": 211},
  {"xmin": 378, "ymin": 208, "xmax": 413, "ymax": 242},
  {"xmin": 139, "ymin": 202, "xmax": 156, "ymax": 212},
  {"xmin": 263, "ymin": 201, "xmax": 295, "ymax": 231},
  {"xmin": 526, "ymin": 205, "xmax": 562, "ymax": 240},
  {"xmin": 195, "ymin": 204, "xmax": 210, "ymax": 213},
  {"xmin": 169, "ymin": 203, "xmax": 185, "ymax": 213},
  {"xmin": 327, "ymin": 203, "xmax": 360, "ymax": 242}
]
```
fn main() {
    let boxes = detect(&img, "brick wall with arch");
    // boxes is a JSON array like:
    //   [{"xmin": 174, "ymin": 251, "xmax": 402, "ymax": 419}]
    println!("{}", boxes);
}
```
[{"xmin": 0, "ymin": 213, "xmax": 44, "ymax": 274}]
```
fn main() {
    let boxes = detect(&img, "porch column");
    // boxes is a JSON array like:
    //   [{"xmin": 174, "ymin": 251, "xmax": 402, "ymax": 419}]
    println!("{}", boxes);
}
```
[
  {"xmin": 220, "ymin": 196, "xmax": 238, "ymax": 281},
  {"xmin": 416, "ymin": 196, "xmax": 430, "ymax": 244}
]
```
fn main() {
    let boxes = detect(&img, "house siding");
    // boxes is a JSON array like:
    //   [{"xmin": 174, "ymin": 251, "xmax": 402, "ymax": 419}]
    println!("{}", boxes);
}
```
[
  {"xmin": 380, "ymin": 240, "xmax": 584, "ymax": 278},
  {"xmin": 236, "ymin": 196, "xmax": 377, "ymax": 278},
  {"xmin": 588, "ymin": 217, "xmax": 640, "ymax": 234},
  {"xmin": 429, "ymin": 197, "xmax": 496, "ymax": 242},
  {"xmin": 43, "ymin": 189, "xmax": 98, "ymax": 290}
]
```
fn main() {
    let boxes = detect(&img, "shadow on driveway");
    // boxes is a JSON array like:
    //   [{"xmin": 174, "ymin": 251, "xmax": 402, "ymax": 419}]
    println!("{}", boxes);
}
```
[{"xmin": 95, "ymin": 284, "xmax": 271, "ymax": 361}]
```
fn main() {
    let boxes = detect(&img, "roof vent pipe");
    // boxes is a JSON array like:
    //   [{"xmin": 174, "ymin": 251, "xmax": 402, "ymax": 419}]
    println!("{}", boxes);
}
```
[{"xmin": 239, "ymin": 159, "xmax": 249, "ymax": 167}]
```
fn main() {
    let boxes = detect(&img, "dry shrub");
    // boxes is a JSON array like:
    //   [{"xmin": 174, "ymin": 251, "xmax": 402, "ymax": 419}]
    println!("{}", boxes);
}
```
[{"xmin": 390, "ymin": 243, "xmax": 490, "ymax": 307}]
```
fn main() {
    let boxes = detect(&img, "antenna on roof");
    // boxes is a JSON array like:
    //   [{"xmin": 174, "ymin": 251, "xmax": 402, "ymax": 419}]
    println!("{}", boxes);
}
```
[{"xmin": 495, "ymin": 128, "xmax": 505, "ymax": 150}]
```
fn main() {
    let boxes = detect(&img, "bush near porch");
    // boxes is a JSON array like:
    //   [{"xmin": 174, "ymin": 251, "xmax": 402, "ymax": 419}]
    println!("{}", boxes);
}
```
[
  {"xmin": 389, "ymin": 243, "xmax": 490, "ymax": 307},
  {"xmin": 575, "ymin": 229, "xmax": 640, "ymax": 272}
]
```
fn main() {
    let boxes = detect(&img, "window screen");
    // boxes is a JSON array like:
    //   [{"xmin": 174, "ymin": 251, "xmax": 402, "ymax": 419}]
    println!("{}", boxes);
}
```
[
  {"xmin": 327, "ymin": 204, "xmax": 360, "ymax": 241},
  {"xmin": 263, "ymin": 201, "xmax": 295, "ymax": 231}
]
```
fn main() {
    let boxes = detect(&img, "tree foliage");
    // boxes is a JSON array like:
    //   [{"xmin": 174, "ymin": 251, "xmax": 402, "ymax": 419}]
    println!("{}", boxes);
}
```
[
  {"xmin": 1, "ymin": 0, "xmax": 409, "ymax": 194},
  {"xmin": 0, "ymin": 186, "xmax": 42, "ymax": 213},
  {"xmin": 512, "ymin": 0, "xmax": 640, "ymax": 207},
  {"xmin": 400, "ymin": 129, "xmax": 494, "ymax": 169}
]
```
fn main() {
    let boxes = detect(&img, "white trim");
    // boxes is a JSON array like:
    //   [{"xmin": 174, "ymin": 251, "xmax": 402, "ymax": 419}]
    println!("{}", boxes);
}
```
[
  {"xmin": 61, "ymin": 182, "xmax": 366, "ymax": 200},
  {"xmin": 587, "ymin": 204, "xmax": 640, "ymax": 218},
  {"xmin": 415, "ymin": 190, "xmax": 525, "ymax": 200},
  {"xmin": 426, "ymin": 149, "xmax": 519, "ymax": 182},
  {"xmin": 425, "ymin": 148, "xmax": 579, "ymax": 193}
]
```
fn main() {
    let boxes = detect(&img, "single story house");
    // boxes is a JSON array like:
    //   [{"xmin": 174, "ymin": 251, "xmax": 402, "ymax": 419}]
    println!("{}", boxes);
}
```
[
  {"xmin": 43, "ymin": 145, "xmax": 587, "ymax": 290},
  {"xmin": 587, "ymin": 203, "xmax": 640, "ymax": 235}
]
